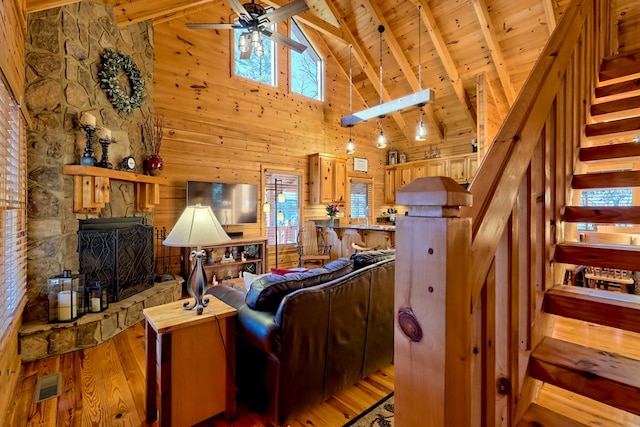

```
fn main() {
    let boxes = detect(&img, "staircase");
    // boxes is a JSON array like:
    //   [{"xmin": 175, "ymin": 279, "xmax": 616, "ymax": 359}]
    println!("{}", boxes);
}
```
[{"xmin": 521, "ymin": 49, "xmax": 640, "ymax": 425}]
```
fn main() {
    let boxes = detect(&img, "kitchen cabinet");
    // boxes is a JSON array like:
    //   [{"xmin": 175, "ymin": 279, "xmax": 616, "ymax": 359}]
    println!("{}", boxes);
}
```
[
  {"xmin": 384, "ymin": 153, "xmax": 479, "ymax": 204},
  {"xmin": 309, "ymin": 153, "xmax": 347, "ymax": 204}
]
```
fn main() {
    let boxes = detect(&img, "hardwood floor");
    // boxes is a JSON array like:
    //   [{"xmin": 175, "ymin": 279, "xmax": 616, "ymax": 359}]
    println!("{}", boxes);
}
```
[
  {"xmin": 5, "ymin": 316, "xmax": 640, "ymax": 426},
  {"xmin": 4, "ymin": 321, "xmax": 393, "ymax": 427}
]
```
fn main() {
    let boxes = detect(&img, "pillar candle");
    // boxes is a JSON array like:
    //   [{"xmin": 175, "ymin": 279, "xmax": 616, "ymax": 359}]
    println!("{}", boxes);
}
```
[
  {"xmin": 58, "ymin": 290, "xmax": 77, "ymax": 321},
  {"xmin": 96, "ymin": 127, "xmax": 111, "ymax": 140},
  {"xmin": 91, "ymin": 297, "xmax": 101, "ymax": 312},
  {"xmin": 80, "ymin": 112, "xmax": 96, "ymax": 127}
]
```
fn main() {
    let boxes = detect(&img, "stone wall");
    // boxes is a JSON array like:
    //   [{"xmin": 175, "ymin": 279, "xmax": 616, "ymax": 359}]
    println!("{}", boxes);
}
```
[{"xmin": 25, "ymin": 1, "xmax": 155, "ymax": 323}]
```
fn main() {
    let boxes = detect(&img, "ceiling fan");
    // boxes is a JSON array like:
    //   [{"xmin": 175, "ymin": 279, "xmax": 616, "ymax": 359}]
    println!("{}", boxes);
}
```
[{"xmin": 186, "ymin": 0, "xmax": 309, "ymax": 59}]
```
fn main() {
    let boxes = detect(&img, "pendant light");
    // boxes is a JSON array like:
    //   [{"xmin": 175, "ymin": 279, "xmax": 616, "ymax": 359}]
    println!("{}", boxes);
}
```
[
  {"xmin": 415, "ymin": 5, "xmax": 427, "ymax": 142},
  {"xmin": 376, "ymin": 25, "xmax": 387, "ymax": 149},
  {"xmin": 346, "ymin": 45, "xmax": 355, "ymax": 155}
]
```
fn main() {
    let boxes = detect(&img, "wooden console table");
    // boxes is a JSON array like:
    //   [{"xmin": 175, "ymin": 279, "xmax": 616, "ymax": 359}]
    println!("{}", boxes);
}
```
[
  {"xmin": 63, "ymin": 165, "xmax": 168, "ymax": 213},
  {"xmin": 144, "ymin": 298, "xmax": 237, "ymax": 426}
]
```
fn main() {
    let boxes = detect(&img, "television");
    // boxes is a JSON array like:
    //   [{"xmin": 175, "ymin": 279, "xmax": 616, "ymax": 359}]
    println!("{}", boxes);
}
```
[{"xmin": 186, "ymin": 181, "xmax": 259, "ymax": 225}]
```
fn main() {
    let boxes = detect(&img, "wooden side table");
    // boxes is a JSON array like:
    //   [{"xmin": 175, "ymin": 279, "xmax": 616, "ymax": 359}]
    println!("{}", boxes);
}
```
[{"xmin": 144, "ymin": 297, "xmax": 237, "ymax": 426}]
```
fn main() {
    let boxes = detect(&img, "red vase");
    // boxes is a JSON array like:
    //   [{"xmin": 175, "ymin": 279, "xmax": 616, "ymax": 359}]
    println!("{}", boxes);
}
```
[{"xmin": 144, "ymin": 154, "xmax": 163, "ymax": 176}]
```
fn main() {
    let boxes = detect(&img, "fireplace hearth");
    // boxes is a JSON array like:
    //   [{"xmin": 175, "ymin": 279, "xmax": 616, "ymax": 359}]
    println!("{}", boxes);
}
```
[{"xmin": 78, "ymin": 218, "xmax": 154, "ymax": 302}]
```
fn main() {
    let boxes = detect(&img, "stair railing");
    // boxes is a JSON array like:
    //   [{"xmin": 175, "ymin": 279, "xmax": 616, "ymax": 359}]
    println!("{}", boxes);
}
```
[{"xmin": 393, "ymin": 0, "xmax": 613, "ymax": 425}]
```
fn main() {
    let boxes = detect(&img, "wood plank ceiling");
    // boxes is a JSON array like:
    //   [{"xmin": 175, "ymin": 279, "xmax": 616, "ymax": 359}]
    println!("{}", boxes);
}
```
[{"xmin": 25, "ymin": 0, "xmax": 639, "ymax": 156}]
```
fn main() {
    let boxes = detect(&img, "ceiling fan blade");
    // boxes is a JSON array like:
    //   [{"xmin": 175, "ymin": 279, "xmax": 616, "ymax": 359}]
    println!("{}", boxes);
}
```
[
  {"xmin": 259, "ymin": 0, "xmax": 308, "ymax": 25},
  {"xmin": 186, "ymin": 23, "xmax": 238, "ymax": 30},
  {"xmin": 261, "ymin": 30, "xmax": 307, "ymax": 53},
  {"xmin": 228, "ymin": 0, "xmax": 252, "ymax": 22}
]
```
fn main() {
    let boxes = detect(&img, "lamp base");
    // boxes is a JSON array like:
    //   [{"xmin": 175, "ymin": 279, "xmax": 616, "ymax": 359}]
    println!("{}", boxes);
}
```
[{"xmin": 183, "ymin": 249, "xmax": 209, "ymax": 315}]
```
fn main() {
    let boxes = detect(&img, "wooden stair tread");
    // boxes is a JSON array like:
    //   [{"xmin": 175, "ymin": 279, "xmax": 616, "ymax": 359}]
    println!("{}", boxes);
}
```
[
  {"xmin": 599, "ymin": 50, "xmax": 640, "ymax": 81},
  {"xmin": 562, "ymin": 206, "xmax": 640, "ymax": 224},
  {"xmin": 585, "ymin": 116, "xmax": 640, "ymax": 137},
  {"xmin": 579, "ymin": 142, "xmax": 640, "ymax": 162},
  {"xmin": 602, "ymin": 47, "xmax": 640, "ymax": 64},
  {"xmin": 571, "ymin": 170, "xmax": 640, "ymax": 189},
  {"xmin": 518, "ymin": 403, "xmax": 588, "ymax": 427},
  {"xmin": 595, "ymin": 78, "xmax": 640, "ymax": 98},
  {"xmin": 555, "ymin": 242, "xmax": 640, "ymax": 272},
  {"xmin": 591, "ymin": 95, "xmax": 640, "ymax": 116},
  {"xmin": 544, "ymin": 286, "xmax": 640, "ymax": 334},
  {"xmin": 530, "ymin": 337, "xmax": 640, "ymax": 416}
]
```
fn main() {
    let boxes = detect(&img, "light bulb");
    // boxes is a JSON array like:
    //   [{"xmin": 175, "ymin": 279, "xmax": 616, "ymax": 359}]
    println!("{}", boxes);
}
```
[
  {"xmin": 346, "ymin": 138, "xmax": 355, "ymax": 155},
  {"xmin": 377, "ymin": 131, "xmax": 387, "ymax": 149},
  {"xmin": 415, "ymin": 120, "xmax": 427, "ymax": 141},
  {"xmin": 251, "ymin": 30, "xmax": 261, "ymax": 43}
]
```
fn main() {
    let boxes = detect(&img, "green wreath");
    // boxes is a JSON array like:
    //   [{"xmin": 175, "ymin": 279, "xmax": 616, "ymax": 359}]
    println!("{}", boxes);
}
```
[{"xmin": 98, "ymin": 50, "xmax": 145, "ymax": 113}]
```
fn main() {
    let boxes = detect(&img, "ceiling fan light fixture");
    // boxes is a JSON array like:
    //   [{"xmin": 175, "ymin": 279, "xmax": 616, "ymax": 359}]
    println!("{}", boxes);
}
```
[
  {"xmin": 251, "ymin": 29, "xmax": 261, "ymax": 43},
  {"xmin": 254, "ymin": 40, "xmax": 265, "ymax": 56},
  {"xmin": 239, "ymin": 33, "xmax": 250, "ymax": 52}
]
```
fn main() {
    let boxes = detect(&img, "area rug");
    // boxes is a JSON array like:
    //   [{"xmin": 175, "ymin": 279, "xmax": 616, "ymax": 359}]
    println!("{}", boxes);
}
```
[{"xmin": 343, "ymin": 392, "xmax": 394, "ymax": 427}]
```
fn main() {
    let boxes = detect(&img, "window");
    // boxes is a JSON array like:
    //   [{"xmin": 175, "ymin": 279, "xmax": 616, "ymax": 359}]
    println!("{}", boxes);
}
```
[
  {"xmin": 350, "ymin": 178, "xmax": 373, "ymax": 222},
  {"xmin": 233, "ymin": 21, "xmax": 276, "ymax": 86},
  {"xmin": 264, "ymin": 172, "xmax": 301, "ymax": 246},
  {"xmin": 0, "ymin": 78, "xmax": 27, "ymax": 335},
  {"xmin": 578, "ymin": 188, "xmax": 633, "ymax": 230},
  {"xmin": 290, "ymin": 19, "xmax": 322, "ymax": 100}
]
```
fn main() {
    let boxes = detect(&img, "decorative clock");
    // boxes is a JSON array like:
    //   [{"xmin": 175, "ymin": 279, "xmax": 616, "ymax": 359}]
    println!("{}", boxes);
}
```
[{"xmin": 121, "ymin": 156, "xmax": 137, "ymax": 172}]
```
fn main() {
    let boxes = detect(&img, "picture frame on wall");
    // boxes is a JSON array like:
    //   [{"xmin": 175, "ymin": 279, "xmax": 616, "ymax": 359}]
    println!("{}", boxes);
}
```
[{"xmin": 354, "ymin": 157, "xmax": 368, "ymax": 172}]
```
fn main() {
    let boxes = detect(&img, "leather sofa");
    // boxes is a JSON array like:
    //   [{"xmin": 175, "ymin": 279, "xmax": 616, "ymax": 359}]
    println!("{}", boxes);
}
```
[{"xmin": 207, "ymin": 250, "xmax": 395, "ymax": 426}]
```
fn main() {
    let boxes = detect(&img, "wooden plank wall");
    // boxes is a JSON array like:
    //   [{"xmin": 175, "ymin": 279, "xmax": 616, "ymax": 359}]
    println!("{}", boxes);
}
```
[
  {"xmin": 152, "ymin": 4, "xmax": 390, "ymax": 269},
  {"xmin": 0, "ymin": 0, "xmax": 26, "ymax": 101}
]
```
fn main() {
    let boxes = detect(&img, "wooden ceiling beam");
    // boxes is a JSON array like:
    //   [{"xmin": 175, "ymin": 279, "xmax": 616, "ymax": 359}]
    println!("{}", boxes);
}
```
[
  {"xmin": 26, "ymin": 0, "xmax": 89, "ymax": 13},
  {"xmin": 323, "ymin": 0, "xmax": 414, "ymax": 143},
  {"xmin": 262, "ymin": 0, "xmax": 344, "ymax": 41},
  {"xmin": 105, "ymin": 0, "xmax": 214, "ymax": 26},
  {"xmin": 361, "ymin": 0, "xmax": 444, "ymax": 141},
  {"xmin": 470, "ymin": 0, "xmax": 516, "ymax": 106},
  {"xmin": 410, "ymin": 0, "xmax": 477, "ymax": 130},
  {"xmin": 542, "ymin": 0, "xmax": 557, "ymax": 34}
]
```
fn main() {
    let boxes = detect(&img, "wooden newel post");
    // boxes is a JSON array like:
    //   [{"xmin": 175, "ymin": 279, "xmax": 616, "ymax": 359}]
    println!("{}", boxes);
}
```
[{"xmin": 394, "ymin": 177, "xmax": 473, "ymax": 426}]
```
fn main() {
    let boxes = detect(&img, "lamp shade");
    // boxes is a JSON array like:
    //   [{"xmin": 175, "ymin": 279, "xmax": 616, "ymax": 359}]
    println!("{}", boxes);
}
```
[{"xmin": 163, "ymin": 204, "xmax": 231, "ymax": 248}]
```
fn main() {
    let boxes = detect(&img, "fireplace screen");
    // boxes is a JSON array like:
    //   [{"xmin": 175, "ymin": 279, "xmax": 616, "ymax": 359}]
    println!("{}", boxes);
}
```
[{"xmin": 78, "ymin": 218, "xmax": 154, "ymax": 302}]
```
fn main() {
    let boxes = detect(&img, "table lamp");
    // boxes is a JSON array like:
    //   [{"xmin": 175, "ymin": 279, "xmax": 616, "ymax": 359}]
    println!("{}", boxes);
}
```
[{"xmin": 163, "ymin": 204, "xmax": 231, "ymax": 314}]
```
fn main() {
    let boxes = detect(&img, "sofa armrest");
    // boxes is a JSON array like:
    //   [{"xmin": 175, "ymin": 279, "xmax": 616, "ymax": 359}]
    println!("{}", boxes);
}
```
[{"xmin": 207, "ymin": 285, "xmax": 281, "ymax": 358}]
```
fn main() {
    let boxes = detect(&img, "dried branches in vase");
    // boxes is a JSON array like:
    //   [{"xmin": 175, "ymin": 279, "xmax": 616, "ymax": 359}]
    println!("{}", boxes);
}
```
[{"xmin": 143, "ymin": 114, "xmax": 164, "ymax": 176}]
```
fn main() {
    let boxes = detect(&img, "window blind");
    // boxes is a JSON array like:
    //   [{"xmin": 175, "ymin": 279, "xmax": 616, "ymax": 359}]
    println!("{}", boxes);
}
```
[
  {"xmin": 0, "ymin": 78, "xmax": 27, "ymax": 335},
  {"xmin": 350, "ymin": 180, "xmax": 373, "ymax": 219}
]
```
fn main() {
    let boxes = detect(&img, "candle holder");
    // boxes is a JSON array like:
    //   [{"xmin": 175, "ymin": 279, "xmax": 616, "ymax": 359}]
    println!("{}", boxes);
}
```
[
  {"xmin": 80, "ymin": 124, "xmax": 97, "ymax": 166},
  {"xmin": 97, "ymin": 137, "xmax": 114, "ymax": 169}
]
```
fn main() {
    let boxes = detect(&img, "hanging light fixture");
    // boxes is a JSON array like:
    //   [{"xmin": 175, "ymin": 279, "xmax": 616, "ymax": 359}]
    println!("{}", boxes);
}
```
[
  {"xmin": 376, "ymin": 25, "xmax": 387, "ymax": 149},
  {"xmin": 376, "ymin": 123, "xmax": 387, "ymax": 149},
  {"xmin": 346, "ymin": 45, "xmax": 355, "ymax": 155},
  {"xmin": 415, "ymin": 5, "xmax": 427, "ymax": 142}
]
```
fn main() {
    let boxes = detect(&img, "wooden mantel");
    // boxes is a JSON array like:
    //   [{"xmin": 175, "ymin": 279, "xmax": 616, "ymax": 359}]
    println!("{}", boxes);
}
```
[{"xmin": 63, "ymin": 165, "xmax": 168, "ymax": 213}]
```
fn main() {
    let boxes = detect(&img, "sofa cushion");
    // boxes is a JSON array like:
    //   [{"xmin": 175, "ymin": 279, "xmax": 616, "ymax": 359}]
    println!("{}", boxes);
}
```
[
  {"xmin": 245, "ymin": 258, "xmax": 353, "ymax": 311},
  {"xmin": 350, "ymin": 249, "xmax": 396, "ymax": 270}
]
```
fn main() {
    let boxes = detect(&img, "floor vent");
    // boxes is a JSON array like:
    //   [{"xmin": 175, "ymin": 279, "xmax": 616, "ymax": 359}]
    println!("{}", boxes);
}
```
[{"xmin": 33, "ymin": 373, "xmax": 61, "ymax": 403}]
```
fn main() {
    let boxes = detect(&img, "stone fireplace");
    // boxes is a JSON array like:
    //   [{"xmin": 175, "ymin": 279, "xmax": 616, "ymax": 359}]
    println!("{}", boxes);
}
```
[{"xmin": 78, "ymin": 217, "xmax": 154, "ymax": 302}]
